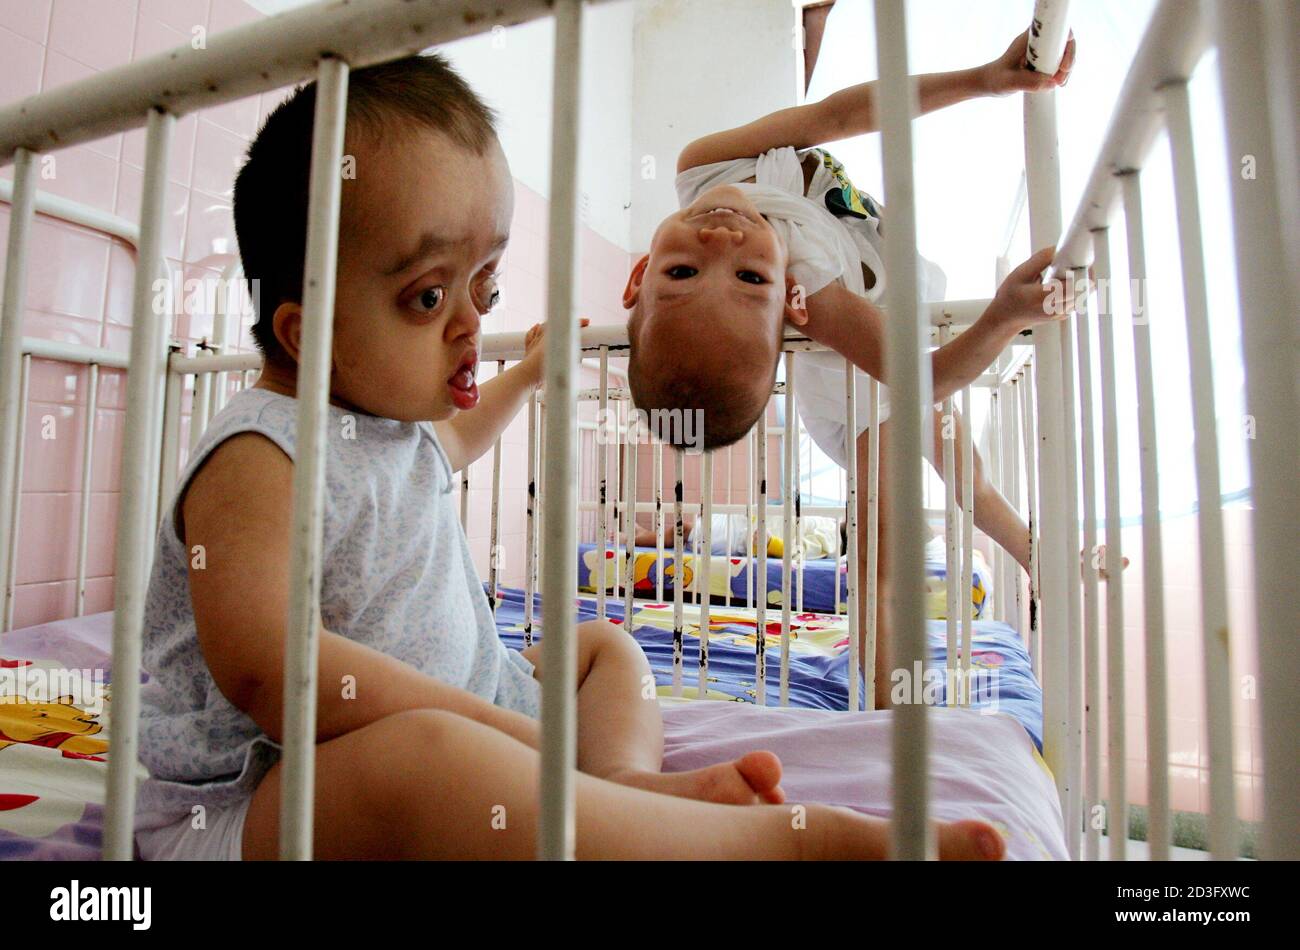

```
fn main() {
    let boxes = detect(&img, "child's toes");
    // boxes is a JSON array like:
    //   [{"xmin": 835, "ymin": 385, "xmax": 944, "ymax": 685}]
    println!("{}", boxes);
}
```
[
  {"xmin": 734, "ymin": 751, "xmax": 783, "ymax": 798},
  {"xmin": 937, "ymin": 819, "xmax": 1006, "ymax": 861}
]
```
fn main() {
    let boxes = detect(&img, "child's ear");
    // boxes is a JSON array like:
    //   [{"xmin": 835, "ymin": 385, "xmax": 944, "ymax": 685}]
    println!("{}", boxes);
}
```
[
  {"xmin": 271, "ymin": 302, "xmax": 304, "ymax": 364},
  {"xmin": 623, "ymin": 254, "xmax": 650, "ymax": 309},
  {"xmin": 783, "ymin": 275, "xmax": 809, "ymax": 326}
]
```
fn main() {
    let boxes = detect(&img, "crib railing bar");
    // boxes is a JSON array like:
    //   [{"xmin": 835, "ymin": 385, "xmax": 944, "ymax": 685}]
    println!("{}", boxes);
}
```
[
  {"xmin": 1121, "ymin": 170, "xmax": 1167, "ymax": 862},
  {"xmin": 672, "ymin": 449, "xmax": 685, "ymax": 697},
  {"xmin": 487, "ymin": 360, "xmax": 504, "ymax": 615},
  {"xmin": 755, "ymin": 412, "xmax": 768, "ymax": 705},
  {"xmin": 960, "ymin": 386, "xmax": 974, "ymax": 706},
  {"xmin": 623, "ymin": 400, "xmax": 638, "ymax": 636},
  {"xmin": 780, "ymin": 354, "xmax": 795, "ymax": 706},
  {"xmin": 0, "ymin": 147, "xmax": 36, "ymax": 634},
  {"xmin": 524, "ymin": 391, "xmax": 537, "ymax": 647},
  {"xmin": 1091, "ymin": 226, "xmax": 1127, "ymax": 863},
  {"xmin": 278, "ymin": 58, "xmax": 348, "ymax": 861},
  {"xmin": 1215, "ymin": 0, "xmax": 1300, "ymax": 859},
  {"xmin": 3, "ymin": 354, "xmax": 30, "ymax": 631},
  {"xmin": 75, "ymin": 363, "xmax": 101, "ymax": 618},
  {"xmin": 1054, "ymin": 0, "xmax": 1209, "ymax": 270},
  {"xmin": 596, "ymin": 346, "xmax": 609, "ymax": 619},
  {"xmin": 940, "ymin": 326, "xmax": 959, "ymax": 707},
  {"xmin": 988, "ymin": 388, "xmax": 1005, "ymax": 626},
  {"xmin": 1025, "ymin": 70, "xmax": 1072, "ymax": 825},
  {"xmin": 1018, "ymin": 366, "xmax": 1040, "ymax": 669},
  {"xmin": 1074, "ymin": 265, "xmax": 1102, "ymax": 862},
  {"xmin": 103, "ymin": 106, "xmax": 174, "ymax": 861},
  {"xmin": 843, "ymin": 357, "xmax": 859, "ymax": 712},
  {"xmin": 698, "ymin": 452, "xmax": 713, "ymax": 698},
  {"xmin": 537, "ymin": 0, "xmax": 584, "ymax": 861},
  {"xmin": 158, "ymin": 346, "xmax": 184, "ymax": 521},
  {"xmin": 864, "ymin": 378, "xmax": 880, "ymax": 710},
  {"xmin": 0, "ymin": 0, "xmax": 576, "ymax": 160},
  {"xmin": 1165, "ymin": 78, "xmax": 1237, "ymax": 859},
  {"xmin": 0, "ymin": 177, "xmax": 140, "ymax": 249},
  {"xmin": 874, "ymin": 0, "xmax": 931, "ymax": 859},
  {"xmin": 746, "ymin": 430, "xmax": 755, "ymax": 611},
  {"xmin": 653, "ymin": 438, "xmax": 664, "ymax": 602},
  {"xmin": 1003, "ymin": 376, "xmax": 1023, "ymax": 635},
  {"xmin": 1057, "ymin": 275, "xmax": 1084, "ymax": 860},
  {"xmin": 611, "ymin": 398, "xmax": 622, "ymax": 604},
  {"xmin": 209, "ymin": 261, "xmax": 242, "ymax": 417},
  {"xmin": 794, "ymin": 403, "xmax": 804, "ymax": 615}
]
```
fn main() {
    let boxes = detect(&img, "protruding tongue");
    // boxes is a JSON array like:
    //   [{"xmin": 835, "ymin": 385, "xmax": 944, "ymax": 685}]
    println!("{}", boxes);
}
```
[{"xmin": 449, "ymin": 365, "xmax": 479, "ymax": 410}]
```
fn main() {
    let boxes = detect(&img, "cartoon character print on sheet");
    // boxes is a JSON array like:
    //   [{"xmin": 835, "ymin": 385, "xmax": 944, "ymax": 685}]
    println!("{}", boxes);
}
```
[{"xmin": 0, "ymin": 657, "xmax": 140, "ymax": 839}]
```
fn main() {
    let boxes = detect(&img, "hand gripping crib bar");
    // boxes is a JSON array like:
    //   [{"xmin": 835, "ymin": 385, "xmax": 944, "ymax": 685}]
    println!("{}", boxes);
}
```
[{"xmin": 0, "ymin": 0, "xmax": 1294, "ymax": 862}]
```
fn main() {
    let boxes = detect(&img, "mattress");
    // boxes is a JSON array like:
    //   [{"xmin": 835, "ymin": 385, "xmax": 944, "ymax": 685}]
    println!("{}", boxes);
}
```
[
  {"xmin": 1, "ymin": 604, "xmax": 1056, "ymax": 861},
  {"xmin": 576, "ymin": 542, "xmax": 992, "ymax": 619}
]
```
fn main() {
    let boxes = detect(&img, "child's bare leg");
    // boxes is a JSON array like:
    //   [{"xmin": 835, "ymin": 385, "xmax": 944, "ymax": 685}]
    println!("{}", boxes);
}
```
[
  {"xmin": 241, "ymin": 708, "xmax": 1005, "ymax": 860},
  {"xmin": 523, "ymin": 619, "xmax": 784, "ymax": 805},
  {"xmin": 931, "ymin": 407, "xmax": 1031, "ymax": 572}
]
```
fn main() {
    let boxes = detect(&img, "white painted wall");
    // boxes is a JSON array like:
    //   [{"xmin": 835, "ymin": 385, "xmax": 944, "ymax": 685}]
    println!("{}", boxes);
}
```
[
  {"xmin": 438, "ymin": 1, "xmax": 635, "ymax": 251},
  {"xmin": 629, "ymin": 0, "xmax": 799, "ymax": 252}
]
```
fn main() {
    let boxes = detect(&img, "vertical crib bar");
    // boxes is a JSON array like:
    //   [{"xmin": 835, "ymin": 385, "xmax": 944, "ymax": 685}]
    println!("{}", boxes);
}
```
[
  {"xmin": 1074, "ymin": 265, "xmax": 1102, "ymax": 862},
  {"xmin": 190, "ymin": 355, "xmax": 212, "ymax": 455},
  {"xmin": 75, "ymin": 364, "xmax": 100, "ymax": 617},
  {"xmin": 538, "ymin": 0, "xmax": 584, "ymax": 861},
  {"xmin": 279, "ymin": 59, "xmax": 347, "ymax": 861},
  {"xmin": 865, "ymin": 377, "xmax": 880, "ymax": 710},
  {"xmin": 612, "ymin": 397, "xmax": 622, "ymax": 603},
  {"xmin": 487, "ymin": 360, "xmax": 504, "ymax": 614},
  {"xmin": 793, "ymin": 393, "xmax": 804, "ymax": 614},
  {"xmin": 158, "ymin": 351, "xmax": 183, "ymax": 526},
  {"xmin": 672, "ymin": 449, "xmax": 684, "ymax": 697},
  {"xmin": 1003, "ymin": 376, "xmax": 1024, "ymax": 633},
  {"xmin": 874, "ymin": 0, "xmax": 931, "ymax": 859},
  {"xmin": 3, "ymin": 355, "xmax": 30, "ymax": 631},
  {"xmin": 833, "ymin": 461, "xmax": 843, "ymax": 615},
  {"xmin": 596, "ymin": 346, "xmax": 608, "ymax": 618},
  {"xmin": 960, "ymin": 386, "xmax": 973, "ymax": 706},
  {"xmin": 1019, "ymin": 367, "xmax": 1040, "ymax": 670},
  {"xmin": 623, "ymin": 402, "xmax": 638, "ymax": 635},
  {"xmin": 754, "ymin": 410, "xmax": 768, "ymax": 705},
  {"xmin": 654, "ymin": 438, "xmax": 664, "ymax": 602},
  {"xmin": 0, "ymin": 147, "xmax": 36, "ymax": 633},
  {"xmin": 746, "ymin": 430, "xmax": 755, "ymax": 610},
  {"xmin": 692, "ymin": 489, "xmax": 701, "ymax": 607},
  {"xmin": 524, "ymin": 391, "xmax": 538, "ymax": 646},
  {"xmin": 988, "ymin": 388, "xmax": 1005, "ymax": 625},
  {"xmin": 699, "ymin": 452, "xmax": 713, "ymax": 698},
  {"xmin": 1215, "ymin": 0, "xmax": 1299, "ymax": 859},
  {"xmin": 940, "ymin": 327, "xmax": 959, "ymax": 702},
  {"xmin": 1122, "ymin": 172, "xmax": 1167, "ymax": 861},
  {"xmin": 780, "ymin": 353, "xmax": 795, "ymax": 706},
  {"xmin": 1093, "ymin": 227, "xmax": 1128, "ymax": 862},
  {"xmin": 1058, "ymin": 291, "xmax": 1085, "ymax": 859},
  {"xmin": 844, "ymin": 358, "xmax": 859, "ymax": 712},
  {"xmin": 1166, "ymin": 79, "xmax": 1237, "ymax": 859},
  {"xmin": 103, "ymin": 107, "xmax": 174, "ymax": 861},
  {"xmin": 1025, "ymin": 81, "xmax": 1071, "ymax": 829}
]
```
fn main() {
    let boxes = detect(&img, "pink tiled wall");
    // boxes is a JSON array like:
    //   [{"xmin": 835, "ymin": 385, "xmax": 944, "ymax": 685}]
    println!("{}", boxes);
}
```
[{"xmin": 0, "ymin": 0, "xmax": 634, "ymax": 624}]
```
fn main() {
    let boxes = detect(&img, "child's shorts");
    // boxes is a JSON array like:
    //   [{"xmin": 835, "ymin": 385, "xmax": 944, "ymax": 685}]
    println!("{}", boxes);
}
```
[{"xmin": 136, "ymin": 797, "xmax": 251, "ymax": 861}]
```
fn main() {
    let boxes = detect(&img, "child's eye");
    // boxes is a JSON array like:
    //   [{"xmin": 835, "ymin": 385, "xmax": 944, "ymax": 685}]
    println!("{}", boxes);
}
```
[
  {"xmin": 737, "ymin": 270, "xmax": 767, "ymax": 285},
  {"xmin": 666, "ymin": 265, "xmax": 698, "ymax": 279},
  {"xmin": 411, "ymin": 286, "xmax": 446, "ymax": 314},
  {"xmin": 475, "ymin": 276, "xmax": 502, "ymax": 313}
]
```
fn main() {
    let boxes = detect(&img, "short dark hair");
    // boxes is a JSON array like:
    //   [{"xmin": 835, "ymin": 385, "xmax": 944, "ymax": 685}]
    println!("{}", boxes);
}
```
[
  {"xmin": 626, "ymin": 301, "xmax": 781, "ymax": 452},
  {"xmin": 233, "ymin": 53, "xmax": 497, "ymax": 364}
]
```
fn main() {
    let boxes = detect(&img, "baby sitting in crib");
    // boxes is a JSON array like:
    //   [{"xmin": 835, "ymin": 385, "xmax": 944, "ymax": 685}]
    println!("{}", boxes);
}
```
[
  {"xmin": 133, "ymin": 54, "xmax": 1004, "ymax": 861},
  {"xmin": 624, "ymin": 30, "xmax": 1075, "ymax": 710}
]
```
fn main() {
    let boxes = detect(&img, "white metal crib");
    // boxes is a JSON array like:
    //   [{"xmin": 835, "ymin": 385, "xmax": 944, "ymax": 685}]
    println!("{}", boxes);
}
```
[{"xmin": 0, "ymin": 0, "xmax": 1294, "ymax": 862}]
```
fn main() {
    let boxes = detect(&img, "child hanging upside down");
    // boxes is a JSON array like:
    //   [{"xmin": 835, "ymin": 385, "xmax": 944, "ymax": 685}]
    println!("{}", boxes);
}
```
[
  {"xmin": 132, "ymin": 54, "xmax": 1004, "ymax": 861},
  {"xmin": 623, "ymin": 30, "xmax": 1078, "ymax": 710}
]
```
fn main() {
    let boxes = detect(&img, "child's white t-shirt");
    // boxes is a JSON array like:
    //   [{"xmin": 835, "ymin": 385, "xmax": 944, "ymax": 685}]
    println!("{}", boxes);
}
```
[
  {"xmin": 134, "ymin": 388, "xmax": 541, "ymax": 832},
  {"xmin": 675, "ymin": 146, "xmax": 945, "ymax": 469}
]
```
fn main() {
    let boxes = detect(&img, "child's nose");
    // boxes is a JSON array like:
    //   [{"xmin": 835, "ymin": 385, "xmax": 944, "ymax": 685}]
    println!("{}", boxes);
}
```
[
  {"xmin": 444, "ymin": 295, "xmax": 482, "ymax": 342},
  {"xmin": 698, "ymin": 224, "xmax": 745, "ymax": 246}
]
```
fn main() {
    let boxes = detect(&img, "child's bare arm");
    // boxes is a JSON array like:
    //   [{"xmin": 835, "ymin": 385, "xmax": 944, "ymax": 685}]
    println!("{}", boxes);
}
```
[
  {"xmin": 677, "ymin": 30, "xmax": 1075, "ymax": 173},
  {"xmin": 434, "ymin": 320, "xmax": 587, "ymax": 473},
  {"xmin": 798, "ymin": 246, "xmax": 1070, "ymax": 403},
  {"xmin": 182, "ymin": 432, "xmax": 540, "ymax": 749}
]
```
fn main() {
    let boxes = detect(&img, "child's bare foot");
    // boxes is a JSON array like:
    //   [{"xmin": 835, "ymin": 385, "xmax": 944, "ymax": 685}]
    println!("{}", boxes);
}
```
[
  {"xmin": 609, "ymin": 751, "xmax": 785, "ymax": 805},
  {"xmin": 809, "ymin": 807, "xmax": 1007, "ymax": 860}
]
